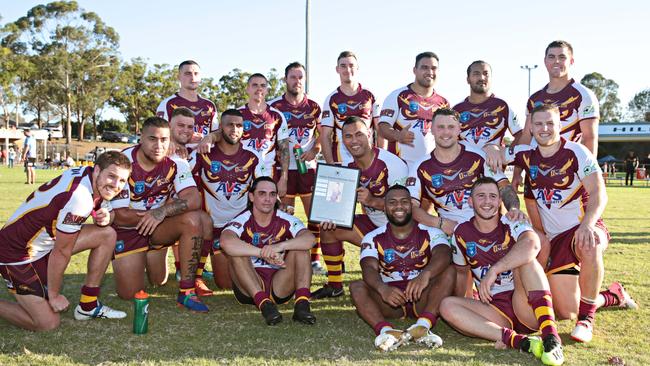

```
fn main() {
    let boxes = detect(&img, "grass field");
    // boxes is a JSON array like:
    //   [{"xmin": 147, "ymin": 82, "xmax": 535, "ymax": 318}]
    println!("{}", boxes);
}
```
[{"xmin": 0, "ymin": 166, "xmax": 648, "ymax": 366}]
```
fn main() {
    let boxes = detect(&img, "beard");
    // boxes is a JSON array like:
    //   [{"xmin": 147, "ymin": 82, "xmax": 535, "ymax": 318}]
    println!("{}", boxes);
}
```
[
  {"xmin": 471, "ymin": 84, "xmax": 488, "ymax": 94},
  {"xmin": 387, "ymin": 211, "xmax": 412, "ymax": 227},
  {"xmin": 223, "ymin": 133, "xmax": 240, "ymax": 145}
]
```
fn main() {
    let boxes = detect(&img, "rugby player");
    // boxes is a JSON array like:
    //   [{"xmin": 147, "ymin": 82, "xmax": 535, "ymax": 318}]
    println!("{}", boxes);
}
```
[
  {"xmin": 378, "ymin": 52, "xmax": 449, "ymax": 168},
  {"xmin": 190, "ymin": 109, "xmax": 264, "ymax": 289},
  {"xmin": 320, "ymin": 51, "xmax": 382, "ymax": 165},
  {"xmin": 453, "ymin": 60, "xmax": 524, "ymax": 149},
  {"xmin": 350, "ymin": 185, "xmax": 454, "ymax": 351},
  {"xmin": 0, "ymin": 151, "xmax": 131, "ymax": 330},
  {"xmin": 441, "ymin": 177, "xmax": 564, "ymax": 366},
  {"xmin": 220, "ymin": 176, "xmax": 316, "ymax": 325},
  {"xmin": 313, "ymin": 117, "xmax": 409, "ymax": 299},
  {"xmin": 111, "ymin": 117, "xmax": 212, "ymax": 312},
  {"xmin": 269, "ymin": 62, "xmax": 326, "ymax": 275}
]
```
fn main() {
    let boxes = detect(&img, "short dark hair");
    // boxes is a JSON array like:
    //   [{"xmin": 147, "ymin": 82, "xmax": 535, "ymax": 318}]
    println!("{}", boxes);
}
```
[
  {"xmin": 337, "ymin": 51, "xmax": 357, "ymax": 63},
  {"xmin": 247, "ymin": 73, "xmax": 268, "ymax": 84},
  {"xmin": 171, "ymin": 107, "xmax": 195, "ymax": 120},
  {"xmin": 432, "ymin": 107, "xmax": 460, "ymax": 123},
  {"xmin": 284, "ymin": 62, "xmax": 305, "ymax": 77},
  {"xmin": 530, "ymin": 104, "xmax": 560, "ymax": 120},
  {"xmin": 341, "ymin": 116, "xmax": 365, "ymax": 130},
  {"xmin": 178, "ymin": 60, "xmax": 199, "ymax": 71},
  {"xmin": 221, "ymin": 109, "xmax": 243, "ymax": 120},
  {"xmin": 470, "ymin": 177, "xmax": 499, "ymax": 196},
  {"xmin": 466, "ymin": 60, "xmax": 491, "ymax": 77},
  {"xmin": 545, "ymin": 40, "xmax": 573, "ymax": 57},
  {"xmin": 142, "ymin": 116, "xmax": 169, "ymax": 133},
  {"xmin": 95, "ymin": 150, "xmax": 131, "ymax": 171},
  {"xmin": 415, "ymin": 51, "xmax": 439, "ymax": 67},
  {"xmin": 385, "ymin": 184, "xmax": 411, "ymax": 198},
  {"xmin": 247, "ymin": 176, "xmax": 279, "ymax": 210}
]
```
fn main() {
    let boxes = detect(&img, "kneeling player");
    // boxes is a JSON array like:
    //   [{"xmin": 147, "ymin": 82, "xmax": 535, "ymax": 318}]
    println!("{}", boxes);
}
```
[
  {"xmin": 350, "ymin": 185, "xmax": 454, "ymax": 351},
  {"xmin": 220, "ymin": 177, "xmax": 316, "ymax": 325},
  {"xmin": 0, "ymin": 151, "xmax": 131, "ymax": 331},
  {"xmin": 441, "ymin": 178, "xmax": 564, "ymax": 365}
]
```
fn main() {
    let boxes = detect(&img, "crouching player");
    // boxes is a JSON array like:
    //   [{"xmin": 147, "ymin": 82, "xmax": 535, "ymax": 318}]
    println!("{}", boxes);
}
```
[
  {"xmin": 349, "ymin": 185, "xmax": 454, "ymax": 351},
  {"xmin": 220, "ymin": 177, "xmax": 316, "ymax": 325},
  {"xmin": 0, "ymin": 151, "xmax": 131, "ymax": 330},
  {"xmin": 441, "ymin": 177, "xmax": 564, "ymax": 365}
]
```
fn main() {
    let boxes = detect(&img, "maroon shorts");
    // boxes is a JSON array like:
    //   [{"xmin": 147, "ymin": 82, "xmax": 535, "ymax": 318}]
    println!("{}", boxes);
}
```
[
  {"xmin": 113, "ymin": 227, "xmax": 150, "ymax": 259},
  {"xmin": 353, "ymin": 214, "xmax": 379, "ymax": 238},
  {"xmin": 274, "ymin": 167, "xmax": 316, "ymax": 197},
  {"xmin": 489, "ymin": 290, "xmax": 536, "ymax": 334},
  {"xmin": 232, "ymin": 267, "xmax": 293, "ymax": 305},
  {"xmin": 547, "ymin": 219, "xmax": 610, "ymax": 275},
  {"xmin": 389, "ymin": 280, "xmax": 418, "ymax": 319},
  {"xmin": 0, "ymin": 254, "xmax": 49, "ymax": 298}
]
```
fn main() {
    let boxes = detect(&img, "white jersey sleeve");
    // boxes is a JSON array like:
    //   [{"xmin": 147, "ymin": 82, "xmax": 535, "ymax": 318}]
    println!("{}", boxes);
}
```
[
  {"xmin": 423, "ymin": 225, "xmax": 450, "ymax": 250},
  {"xmin": 406, "ymin": 156, "xmax": 427, "ymax": 202},
  {"xmin": 450, "ymin": 225, "xmax": 468, "ymax": 266},
  {"xmin": 501, "ymin": 216, "xmax": 533, "ymax": 241},
  {"xmin": 222, "ymin": 211, "xmax": 250, "ymax": 237},
  {"xmin": 171, "ymin": 157, "xmax": 196, "ymax": 194},
  {"xmin": 577, "ymin": 83, "xmax": 600, "ymax": 120},
  {"xmin": 507, "ymin": 107, "xmax": 524, "ymax": 136},
  {"xmin": 360, "ymin": 227, "xmax": 382, "ymax": 261},
  {"xmin": 464, "ymin": 143, "xmax": 507, "ymax": 182},
  {"xmin": 379, "ymin": 89, "xmax": 400, "ymax": 127},
  {"xmin": 273, "ymin": 106, "xmax": 290, "ymax": 141},
  {"xmin": 278, "ymin": 210, "xmax": 307, "ymax": 237},
  {"xmin": 572, "ymin": 143, "xmax": 602, "ymax": 180},
  {"xmin": 156, "ymin": 99, "xmax": 169, "ymax": 120},
  {"xmin": 55, "ymin": 187, "xmax": 94, "ymax": 234},
  {"xmin": 321, "ymin": 92, "xmax": 335, "ymax": 128}
]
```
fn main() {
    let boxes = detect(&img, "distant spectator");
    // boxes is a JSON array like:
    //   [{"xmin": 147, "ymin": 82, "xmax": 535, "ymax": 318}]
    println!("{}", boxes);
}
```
[
  {"xmin": 8, "ymin": 147, "xmax": 16, "ymax": 168},
  {"xmin": 1, "ymin": 148, "xmax": 6, "ymax": 165},
  {"xmin": 625, "ymin": 150, "xmax": 639, "ymax": 186},
  {"xmin": 64, "ymin": 155, "xmax": 75, "ymax": 168},
  {"xmin": 22, "ymin": 129, "xmax": 37, "ymax": 184}
]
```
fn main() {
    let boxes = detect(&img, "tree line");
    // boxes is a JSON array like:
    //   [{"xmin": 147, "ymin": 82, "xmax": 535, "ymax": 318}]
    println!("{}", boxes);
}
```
[{"xmin": 1, "ymin": 2, "xmax": 649, "ymax": 145}]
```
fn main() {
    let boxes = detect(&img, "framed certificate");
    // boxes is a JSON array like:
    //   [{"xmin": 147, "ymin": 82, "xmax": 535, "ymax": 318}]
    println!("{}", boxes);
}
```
[{"xmin": 308, "ymin": 164, "xmax": 360, "ymax": 229}]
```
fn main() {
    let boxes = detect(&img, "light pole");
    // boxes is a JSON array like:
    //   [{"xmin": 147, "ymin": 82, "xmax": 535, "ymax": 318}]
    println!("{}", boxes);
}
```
[
  {"xmin": 520, "ymin": 64, "xmax": 538, "ymax": 96},
  {"xmin": 305, "ymin": 0, "xmax": 311, "ymax": 94}
]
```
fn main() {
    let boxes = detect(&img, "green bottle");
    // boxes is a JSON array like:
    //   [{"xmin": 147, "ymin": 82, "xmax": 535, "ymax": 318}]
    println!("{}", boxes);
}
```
[
  {"xmin": 293, "ymin": 144, "xmax": 307, "ymax": 174},
  {"xmin": 133, "ymin": 290, "xmax": 149, "ymax": 334}
]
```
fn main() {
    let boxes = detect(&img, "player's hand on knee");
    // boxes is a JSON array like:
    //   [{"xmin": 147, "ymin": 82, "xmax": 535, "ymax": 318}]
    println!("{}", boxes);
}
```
[
  {"xmin": 405, "ymin": 275, "xmax": 428, "ymax": 302},
  {"xmin": 93, "ymin": 207, "xmax": 111, "ymax": 227},
  {"xmin": 136, "ymin": 210, "xmax": 164, "ymax": 236},
  {"xmin": 575, "ymin": 223, "xmax": 596, "ymax": 250},
  {"xmin": 379, "ymin": 285, "xmax": 407, "ymax": 307},
  {"xmin": 320, "ymin": 221, "xmax": 337, "ymax": 231},
  {"xmin": 479, "ymin": 270, "xmax": 496, "ymax": 304},
  {"xmin": 48, "ymin": 294, "xmax": 69, "ymax": 313}
]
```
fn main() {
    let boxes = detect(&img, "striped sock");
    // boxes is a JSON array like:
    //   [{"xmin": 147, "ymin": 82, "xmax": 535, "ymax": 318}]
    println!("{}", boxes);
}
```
[
  {"xmin": 321, "ymin": 241, "xmax": 344, "ymax": 289},
  {"xmin": 578, "ymin": 297, "xmax": 598, "ymax": 323},
  {"xmin": 195, "ymin": 240, "xmax": 212, "ymax": 279},
  {"xmin": 79, "ymin": 285, "xmax": 100, "ymax": 311},
  {"xmin": 308, "ymin": 222, "xmax": 321, "ymax": 262},
  {"xmin": 528, "ymin": 290, "xmax": 559, "ymax": 340},
  {"xmin": 254, "ymin": 291, "xmax": 271, "ymax": 309},
  {"xmin": 179, "ymin": 279, "xmax": 194, "ymax": 293},
  {"xmin": 373, "ymin": 321, "xmax": 393, "ymax": 336},
  {"xmin": 295, "ymin": 287, "xmax": 311, "ymax": 304},
  {"xmin": 418, "ymin": 311, "xmax": 438, "ymax": 329},
  {"xmin": 598, "ymin": 290, "xmax": 620, "ymax": 308},
  {"xmin": 501, "ymin": 327, "xmax": 526, "ymax": 349}
]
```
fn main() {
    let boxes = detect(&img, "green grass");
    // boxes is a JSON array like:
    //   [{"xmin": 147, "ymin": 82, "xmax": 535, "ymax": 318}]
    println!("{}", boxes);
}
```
[{"xmin": 0, "ymin": 166, "xmax": 648, "ymax": 365}]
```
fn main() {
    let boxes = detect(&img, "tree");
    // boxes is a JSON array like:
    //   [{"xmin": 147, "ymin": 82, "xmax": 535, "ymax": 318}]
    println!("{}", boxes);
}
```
[
  {"xmin": 211, "ymin": 68, "xmax": 284, "ymax": 113},
  {"xmin": 2, "ymin": 1, "xmax": 120, "ymax": 144},
  {"xmin": 628, "ymin": 89, "xmax": 650, "ymax": 122},
  {"xmin": 581, "ymin": 72, "xmax": 621, "ymax": 122}
]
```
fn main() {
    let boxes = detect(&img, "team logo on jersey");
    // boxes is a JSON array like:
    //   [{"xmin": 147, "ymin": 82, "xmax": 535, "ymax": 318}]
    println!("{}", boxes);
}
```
[
  {"xmin": 282, "ymin": 112, "xmax": 292, "ymax": 121},
  {"xmin": 252, "ymin": 233, "xmax": 260, "ymax": 246},
  {"xmin": 466, "ymin": 242, "xmax": 477, "ymax": 257},
  {"xmin": 322, "ymin": 111, "xmax": 330, "ymax": 119},
  {"xmin": 380, "ymin": 109, "xmax": 395, "ymax": 118},
  {"xmin": 211, "ymin": 161, "xmax": 221, "ymax": 173},
  {"xmin": 460, "ymin": 111, "xmax": 471, "ymax": 123},
  {"xmin": 583, "ymin": 164, "xmax": 596, "ymax": 176},
  {"xmin": 529, "ymin": 166, "xmax": 539, "ymax": 180},
  {"xmin": 134, "ymin": 181, "xmax": 145, "ymax": 194},
  {"xmin": 431, "ymin": 174, "xmax": 443, "ymax": 188},
  {"xmin": 338, "ymin": 104, "xmax": 347, "ymax": 114},
  {"xmin": 409, "ymin": 101, "xmax": 419, "ymax": 112},
  {"xmin": 243, "ymin": 120, "xmax": 252, "ymax": 131},
  {"xmin": 405, "ymin": 177, "xmax": 416, "ymax": 186},
  {"xmin": 227, "ymin": 221, "xmax": 242, "ymax": 229},
  {"xmin": 62, "ymin": 212, "xmax": 86, "ymax": 226},
  {"xmin": 583, "ymin": 105, "xmax": 595, "ymax": 115},
  {"xmin": 534, "ymin": 101, "xmax": 544, "ymax": 108},
  {"xmin": 115, "ymin": 240, "xmax": 125, "ymax": 253},
  {"xmin": 384, "ymin": 249, "xmax": 396, "ymax": 264},
  {"xmin": 212, "ymin": 239, "xmax": 220, "ymax": 250}
]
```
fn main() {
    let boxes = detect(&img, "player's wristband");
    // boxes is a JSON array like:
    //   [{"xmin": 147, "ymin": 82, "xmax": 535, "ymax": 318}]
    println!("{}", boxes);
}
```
[{"xmin": 437, "ymin": 217, "xmax": 444, "ymax": 229}]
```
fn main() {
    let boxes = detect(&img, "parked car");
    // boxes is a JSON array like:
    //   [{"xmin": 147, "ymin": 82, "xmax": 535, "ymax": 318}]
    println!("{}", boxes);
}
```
[
  {"xmin": 102, "ymin": 131, "xmax": 128, "ymax": 143},
  {"xmin": 126, "ymin": 134, "xmax": 139, "ymax": 144}
]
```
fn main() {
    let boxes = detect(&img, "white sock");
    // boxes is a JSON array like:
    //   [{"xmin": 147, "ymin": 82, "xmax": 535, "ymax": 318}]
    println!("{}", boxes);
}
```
[{"xmin": 416, "ymin": 317, "xmax": 432, "ymax": 330}]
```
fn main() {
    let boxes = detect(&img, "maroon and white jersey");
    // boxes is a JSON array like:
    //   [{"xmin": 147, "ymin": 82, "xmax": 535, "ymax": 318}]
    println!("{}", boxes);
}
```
[
  {"xmin": 407, "ymin": 143, "xmax": 507, "ymax": 223},
  {"xmin": 157, "ymin": 93, "xmax": 218, "ymax": 137},
  {"xmin": 237, "ymin": 104, "xmax": 290, "ymax": 174},
  {"xmin": 361, "ymin": 223, "xmax": 448, "ymax": 283},
  {"xmin": 269, "ymin": 95, "xmax": 321, "ymax": 170},
  {"xmin": 0, "ymin": 167, "xmax": 110, "ymax": 265},
  {"xmin": 379, "ymin": 85, "xmax": 449, "ymax": 167},
  {"xmin": 321, "ymin": 85, "xmax": 380, "ymax": 164},
  {"xmin": 453, "ymin": 94, "xmax": 523, "ymax": 149},
  {"xmin": 223, "ymin": 209, "xmax": 307, "ymax": 269},
  {"xmin": 112, "ymin": 146, "xmax": 195, "ymax": 220},
  {"xmin": 505, "ymin": 138, "xmax": 602, "ymax": 239},
  {"xmin": 452, "ymin": 216, "xmax": 533, "ymax": 296},
  {"xmin": 190, "ymin": 145, "xmax": 263, "ymax": 228},
  {"xmin": 348, "ymin": 148, "xmax": 409, "ymax": 227},
  {"xmin": 526, "ymin": 79, "xmax": 599, "ymax": 143}
]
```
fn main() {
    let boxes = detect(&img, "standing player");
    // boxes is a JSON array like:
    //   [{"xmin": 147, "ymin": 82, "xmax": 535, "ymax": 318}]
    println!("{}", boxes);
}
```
[
  {"xmin": 320, "ymin": 51, "xmax": 382, "ymax": 165},
  {"xmin": 220, "ymin": 177, "xmax": 316, "ymax": 326},
  {"xmin": 157, "ymin": 60, "xmax": 218, "ymax": 143},
  {"xmin": 21, "ymin": 128, "xmax": 37, "ymax": 184},
  {"xmin": 111, "ymin": 117, "xmax": 212, "ymax": 313},
  {"xmin": 502, "ymin": 104, "xmax": 636, "ymax": 343},
  {"xmin": 313, "ymin": 117, "xmax": 409, "ymax": 299},
  {"xmin": 441, "ymin": 178, "xmax": 564, "ymax": 366},
  {"xmin": 0, "ymin": 151, "xmax": 131, "ymax": 331},
  {"xmin": 453, "ymin": 61, "xmax": 523, "ymax": 149},
  {"xmin": 378, "ymin": 52, "xmax": 449, "ymax": 167},
  {"xmin": 269, "ymin": 62, "xmax": 325, "ymax": 275},
  {"xmin": 350, "ymin": 185, "xmax": 454, "ymax": 351},
  {"xmin": 190, "ymin": 109, "xmax": 264, "ymax": 289}
]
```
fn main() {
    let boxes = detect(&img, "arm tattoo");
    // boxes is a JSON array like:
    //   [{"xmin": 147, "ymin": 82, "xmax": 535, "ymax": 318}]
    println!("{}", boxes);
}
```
[
  {"xmin": 162, "ymin": 198, "xmax": 189, "ymax": 218},
  {"xmin": 278, "ymin": 138, "xmax": 290, "ymax": 173},
  {"xmin": 185, "ymin": 236, "xmax": 203, "ymax": 281},
  {"xmin": 500, "ymin": 185, "xmax": 520, "ymax": 211}
]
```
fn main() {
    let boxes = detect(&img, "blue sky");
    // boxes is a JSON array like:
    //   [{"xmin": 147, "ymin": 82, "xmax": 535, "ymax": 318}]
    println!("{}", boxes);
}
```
[{"xmin": 3, "ymin": 0, "xmax": 649, "ymax": 121}]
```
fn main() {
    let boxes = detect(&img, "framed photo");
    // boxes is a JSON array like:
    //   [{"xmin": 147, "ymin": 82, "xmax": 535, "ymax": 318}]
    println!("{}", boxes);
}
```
[{"xmin": 308, "ymin": 164, "xmax": 360, "ymax": 229}]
